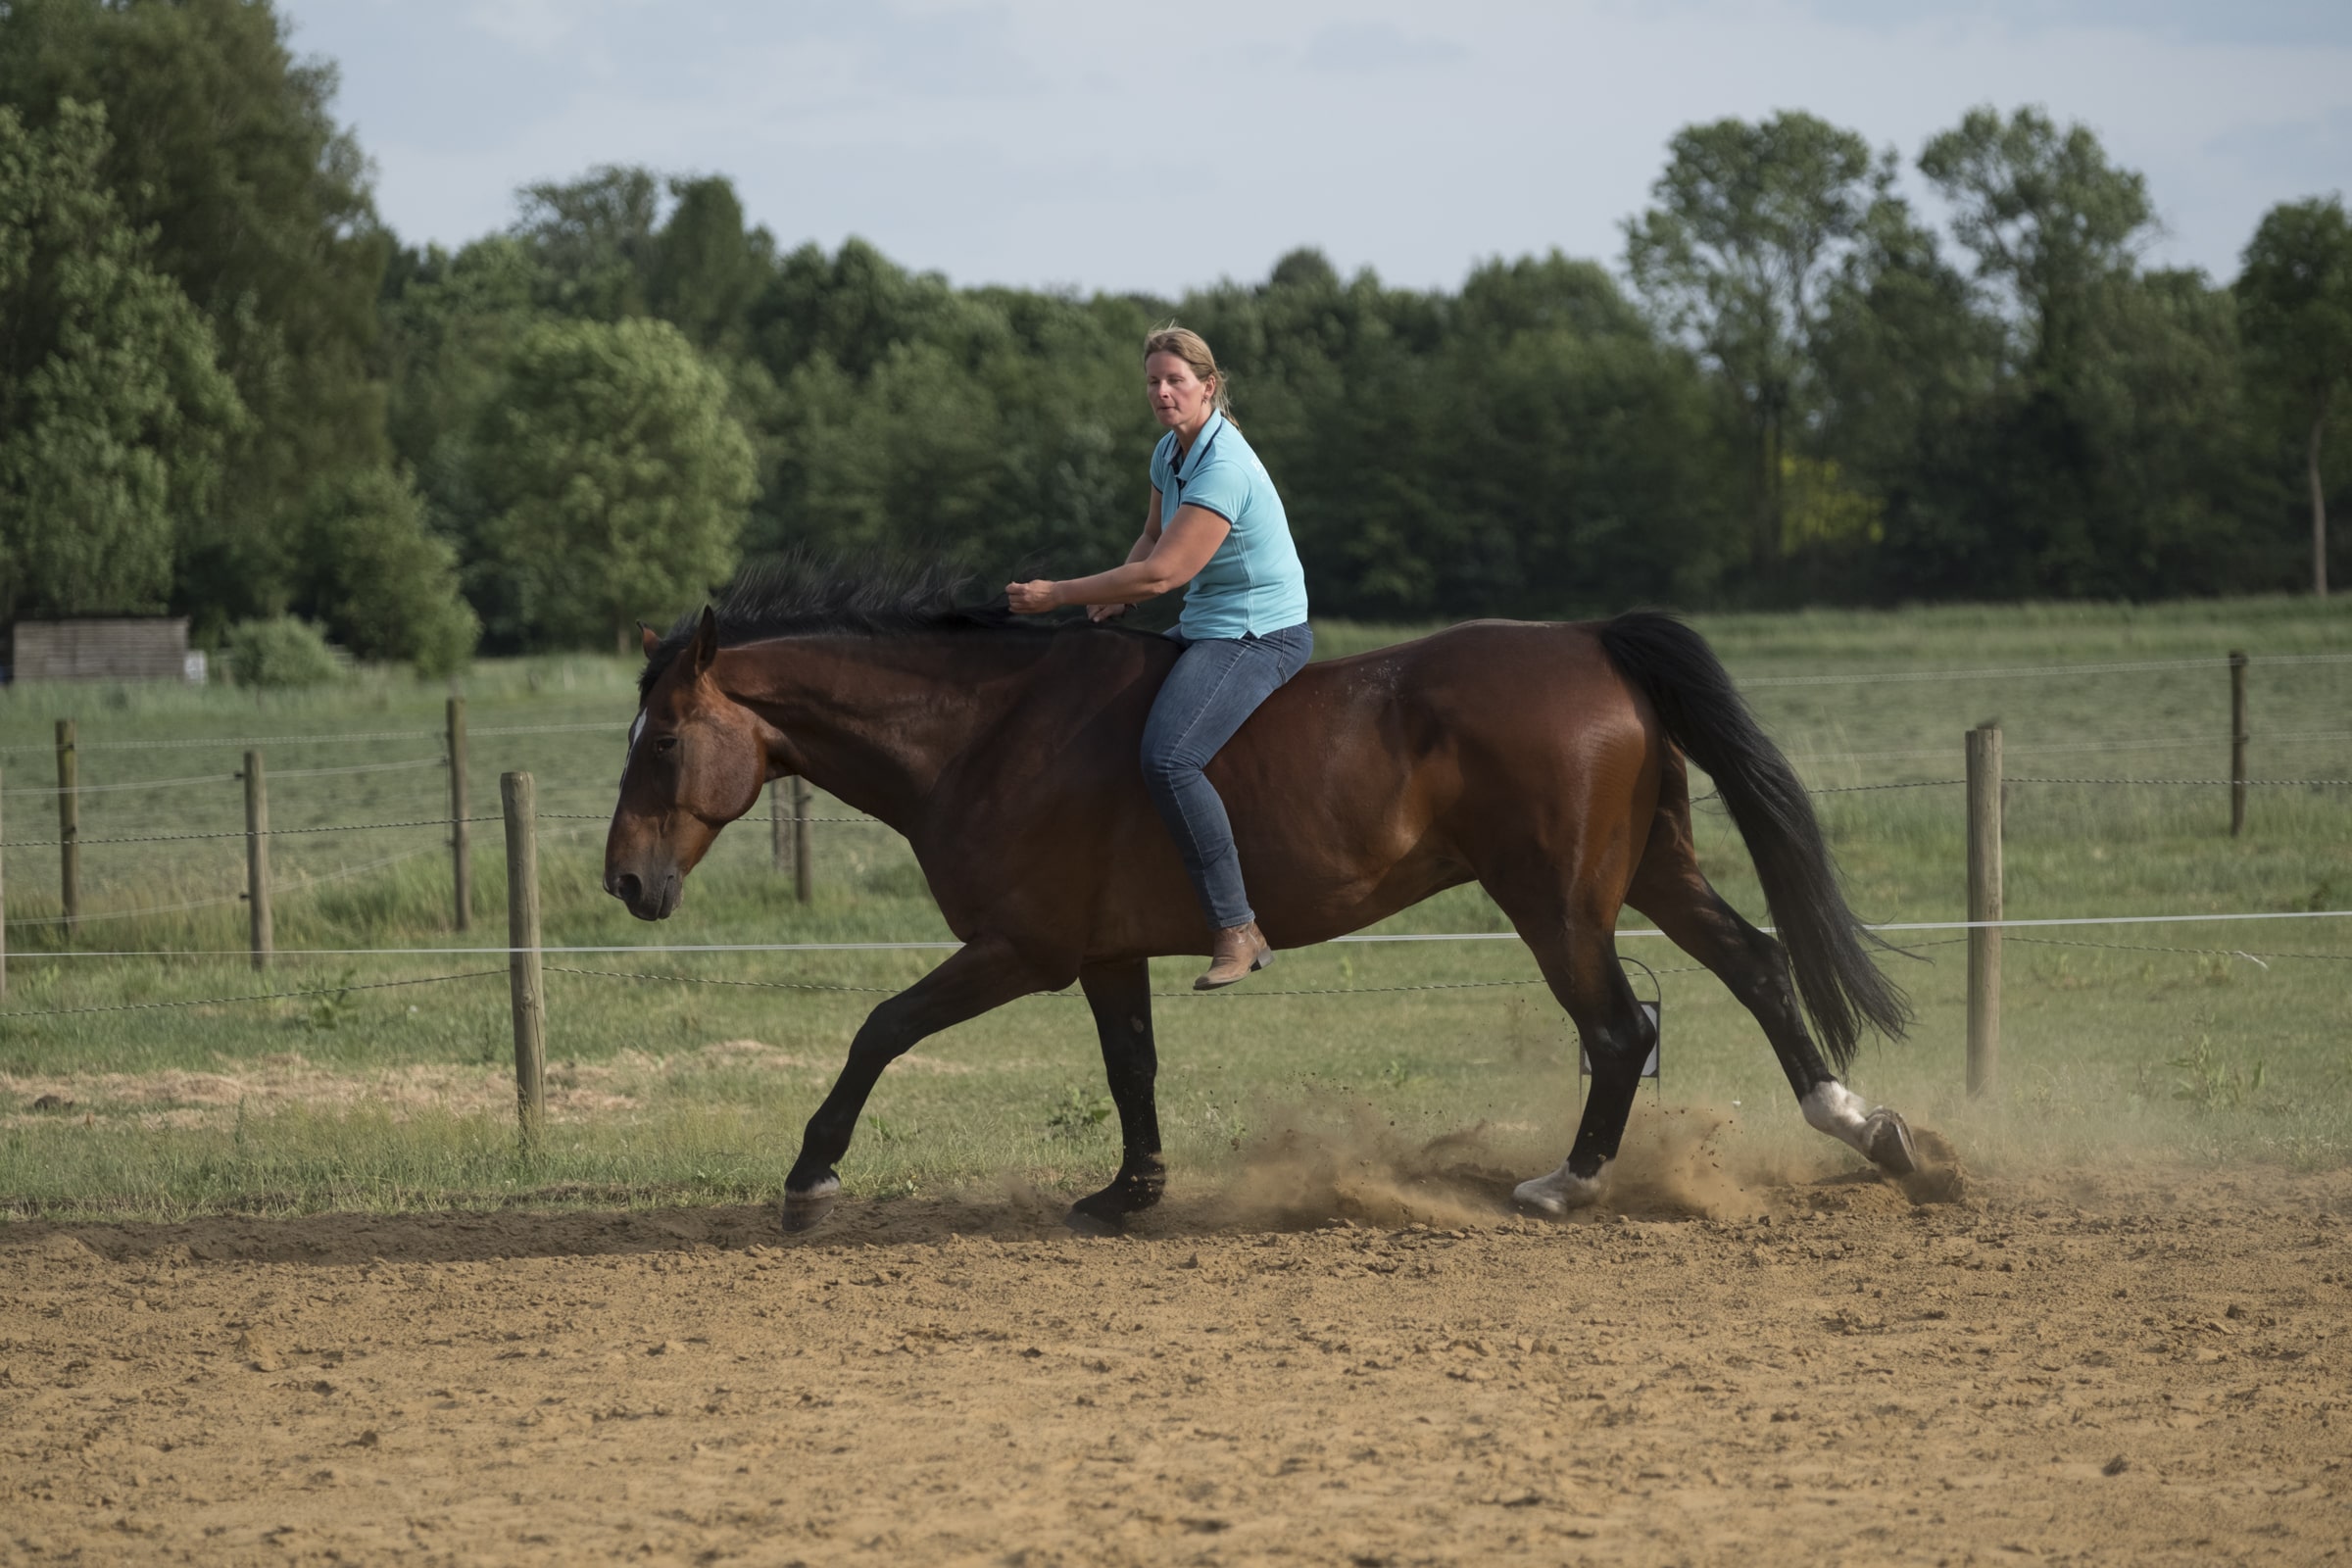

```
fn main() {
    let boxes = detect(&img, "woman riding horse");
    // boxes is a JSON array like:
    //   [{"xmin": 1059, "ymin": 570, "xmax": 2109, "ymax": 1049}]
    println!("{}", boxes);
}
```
[{"xmin": 1005, "ymin": 325, "xmax": 1310, "ymax": 991}]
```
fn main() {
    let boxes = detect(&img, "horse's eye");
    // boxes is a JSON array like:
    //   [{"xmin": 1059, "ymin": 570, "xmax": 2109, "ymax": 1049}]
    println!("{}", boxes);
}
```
[{"xmin": 653, "ymin": 736, "xmax": 679, "ymax": 757}]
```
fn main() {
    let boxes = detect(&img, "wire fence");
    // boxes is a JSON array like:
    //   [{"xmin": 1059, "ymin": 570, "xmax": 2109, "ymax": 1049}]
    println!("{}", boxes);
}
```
[
  {"xmin": 2, "ymin": 649, "xmax": 2346, "ymax": 1045},
  {"xmin": 1, "ymin": 913, "xmax": 2344, "ymax": 1023},
  {"xmin": 5, "ymin": 771, "xmax": 2347, "ymax": 921}
]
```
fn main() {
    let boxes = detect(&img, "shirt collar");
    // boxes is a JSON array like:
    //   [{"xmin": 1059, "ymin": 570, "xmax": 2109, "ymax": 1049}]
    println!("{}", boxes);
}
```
[{"xmin": 1171, "ymin": 411, "xmax": 1225, "ymax": 485}]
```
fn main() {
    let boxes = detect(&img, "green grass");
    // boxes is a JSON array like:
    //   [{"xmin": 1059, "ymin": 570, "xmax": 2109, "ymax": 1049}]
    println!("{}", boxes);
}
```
[{"xmin": 2, "ymin": 596, "xmax": 2348, "ymax": 1220}]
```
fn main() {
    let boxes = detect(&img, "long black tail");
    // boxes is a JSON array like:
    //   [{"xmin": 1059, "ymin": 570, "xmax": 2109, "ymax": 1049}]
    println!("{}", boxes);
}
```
[{"xmin": 1598, "ymin": 611, "xmax": 1910, "ymax": 1070}]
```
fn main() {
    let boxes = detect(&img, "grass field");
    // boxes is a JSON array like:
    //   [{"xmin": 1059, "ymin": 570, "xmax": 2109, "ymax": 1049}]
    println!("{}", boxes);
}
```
[{"xmin": 2, "ymin": 595, "xmax": 2348, "ymax": 1220}]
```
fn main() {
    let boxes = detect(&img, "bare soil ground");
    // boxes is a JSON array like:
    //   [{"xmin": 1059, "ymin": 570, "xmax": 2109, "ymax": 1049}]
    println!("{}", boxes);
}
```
[{"xmin": 3, "ymin": 1140, "xmax": 2349, "ymax": 1567}]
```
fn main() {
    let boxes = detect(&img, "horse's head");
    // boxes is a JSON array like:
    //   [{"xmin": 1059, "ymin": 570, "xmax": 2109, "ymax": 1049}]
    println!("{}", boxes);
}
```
[{"xmin": 605, "ymin": 608, "xmax": 769, "ymax": 920}]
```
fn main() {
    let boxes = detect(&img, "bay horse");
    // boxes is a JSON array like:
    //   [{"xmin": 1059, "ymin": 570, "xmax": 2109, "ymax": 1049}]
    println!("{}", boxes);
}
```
[{"xmin": 605, "ymin": 563, "xmax": 1918, "ymax": 1235}]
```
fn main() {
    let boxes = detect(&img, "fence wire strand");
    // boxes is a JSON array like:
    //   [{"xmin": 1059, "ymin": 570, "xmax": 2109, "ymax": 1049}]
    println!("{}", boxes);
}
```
[
  {"xmin": 2, "ymin": 814, "xmax": 501, "ymax": 850},
  {"xmin": 2008, "ymin": 775, "xmax": 2352, "ymax": 788},
  {"xmin": 2009, "ymin": 935, "xmax": 2352, "ymax": 963},
  {"xmin": 1739, "ymin": 651, "xmax": 2352, "ymax": 687},
  {"xmin": 3, "ymin": 770, "xmax": 238, "ymax": 798},
  {"xmin": 548, "ymin": 962, "xmax": 1564, "ymax": 1002},
  {"xmin": 0, "ymin": 968, "xmax": 503, "ymax": 1019},
  {"xmin": 0, "ymin": 842, "xmax": 451, "ymax": 928}
]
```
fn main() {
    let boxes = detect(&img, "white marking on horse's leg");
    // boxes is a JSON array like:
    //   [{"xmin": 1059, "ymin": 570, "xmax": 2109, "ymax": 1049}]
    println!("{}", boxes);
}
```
[
  {"xmin": 1514, "ymin": 1159, "xmax": 1611, "ymax": 1218},
  {"xmin": 1800, "ymin": 1080, "xmax": 1875, "ymax": 1155},
  {"xmin": 1801, "ymin": 1081, "xmax": 1919, "ymax": 1174}
]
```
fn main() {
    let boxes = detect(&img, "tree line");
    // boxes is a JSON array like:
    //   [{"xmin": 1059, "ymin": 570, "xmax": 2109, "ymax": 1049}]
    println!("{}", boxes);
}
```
[{"xmin": 2, "ymin": 0, "xmax": 2346, "ymax": 673}]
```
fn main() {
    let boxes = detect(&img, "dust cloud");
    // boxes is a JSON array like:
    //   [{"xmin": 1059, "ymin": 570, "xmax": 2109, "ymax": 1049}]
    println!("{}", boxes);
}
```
[{"xmin": 1213, "ymin": 1091, "xmax": 1884, "ymax": 1229}]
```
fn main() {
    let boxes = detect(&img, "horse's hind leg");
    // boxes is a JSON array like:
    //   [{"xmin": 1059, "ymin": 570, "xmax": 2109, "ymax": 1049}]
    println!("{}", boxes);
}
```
[
  {"xmin": 1480, "ymin": 874, "xmax": 1657, "ymax": 1216},
  {"xmin": 1065, "ymin": 958, "xmax": 1166, "ymax": 1236},
  {"xmin": 1626, "ymin": 799, "xmax": 1916, "ymax": 1176}
]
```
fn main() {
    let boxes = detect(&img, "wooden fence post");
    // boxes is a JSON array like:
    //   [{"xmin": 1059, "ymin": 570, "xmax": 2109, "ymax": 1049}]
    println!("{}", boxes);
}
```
[
  {"xmin": 1965, "ymin": 722, "xmax": 2002, "ymax": 1098},
  {"xmin": 2229, "ymin": 651, "xmax": 2248, "ymax": 838},
  {"xmin": 55, "ymin": 718, "xmax": 76, "ymax": 929},
  {"xmin": 448, "ymin": 695, "xmax": 470, "ymax": 931},
  {"xmin": 770, "ymin": 779, "xmax": 788, "ymax": 873},
  {"xmin": 792, "ymin": 777, "xmax": 812, "ymax": 905},
  {"xmin": 243, "ymin": 751, "xmax": 272, "ymax": 970},
  {"xmin": 502, "ymin": 770, "xmax": 546, "ymax": 1145}
]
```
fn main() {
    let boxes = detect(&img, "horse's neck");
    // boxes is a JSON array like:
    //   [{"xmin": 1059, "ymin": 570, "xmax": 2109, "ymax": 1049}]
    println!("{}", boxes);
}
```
[{"xmin": 718, "ymin": 634, "xmax": 1045, "ymax": 831}]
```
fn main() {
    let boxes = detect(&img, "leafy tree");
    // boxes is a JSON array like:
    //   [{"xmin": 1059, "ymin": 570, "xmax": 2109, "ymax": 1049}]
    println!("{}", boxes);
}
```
[
  {"xmin": 1625, "ymin": 112, "xmax": 1894, "ymax": 577},
  {"xmin": 751, "ymin": 238, "xmax": 970, "ymax": 383},
  {"xmin": 1811, "ymin": 198, "xmax": 2002, "ymax": 597},
  {"xmin": 296, "ymin": 466, "xmax": 479, "ymax": 675},
  {"xmin": 1422, "ymin": 302, "xmax": 1738, "ymax": 615},
  {"xmin": 502, "ymin": 166, "xmax": 783, "ymax": 354},
  {"xmin": 2237, "ymin": 195, "xmax": 2352, "ymax": 596},
  {"xmin": 0, "ymin": 0, "xmax": 391, "ymax": 629},
  {"xmin": 1919, "ymin": 106, "xmax": 2153, "ymax": 376},
  {"xmin": 0, "ymin": 101, "xmax": 245, "ymax": 622},
  {"xmin": 1456, "ymin": 251, "xmax": 1651, "ymax": 343},
  {"xmin": 2066, "ymin": 270, "xmax": 2276, "ymax": 596},
  {"xmin": 379, "ymin": 235, "xmax": 545, "ymax": 564},
  {"xmin": 651, "ymin": 175, "xmax": 776, "ymax": 354},
  {"xmin": 512, "ymin": 164, "xmax": 662, "ymax": 321},
  {"xmin": 1904, "ymin": 112, "xmax": 2282, "ymax": 601},
  {"xmin": 475, "ymin": 318, "xmax": 757, "ymax": 652},
  {"xmin": 747, "ymin": 258, "xmax": 1153, "ymax": 586}
]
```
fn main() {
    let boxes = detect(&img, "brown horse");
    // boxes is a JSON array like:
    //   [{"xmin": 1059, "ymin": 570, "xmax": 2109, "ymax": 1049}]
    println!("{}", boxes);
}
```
[{"xmin": 605, "ymin": 564, "xmax": 1917, "ymax": 1235}]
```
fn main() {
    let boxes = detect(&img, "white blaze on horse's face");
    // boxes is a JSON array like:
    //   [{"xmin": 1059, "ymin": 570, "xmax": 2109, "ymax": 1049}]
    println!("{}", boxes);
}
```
[{"xmin": 622, "ymin": 710, "xmax": 648, "ymax": 785}]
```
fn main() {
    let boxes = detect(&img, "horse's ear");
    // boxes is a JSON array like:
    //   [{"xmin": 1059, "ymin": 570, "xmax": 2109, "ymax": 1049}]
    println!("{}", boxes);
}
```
[
  {"xmin": 638, "ymin": 621, "xmax": 660, "ymax": 658},
  {"xmin": 688, "ymin": 606, "xmax": 718, "ymax": 675}
]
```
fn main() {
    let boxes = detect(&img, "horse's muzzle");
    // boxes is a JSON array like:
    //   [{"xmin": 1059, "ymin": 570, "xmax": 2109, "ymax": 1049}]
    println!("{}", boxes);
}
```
[{"xmin": 605, "ymin": 866, "xmax": 680, "ymax": 921}]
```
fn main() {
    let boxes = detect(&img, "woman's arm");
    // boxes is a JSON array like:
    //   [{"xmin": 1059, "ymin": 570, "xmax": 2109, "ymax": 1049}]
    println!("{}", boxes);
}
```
[
  {"xmin": 1008, "ymin": 495, "xmax": 1230, "ymax": 614},
  {"xmin": 1083, "ymin": 493, "xmax": 1164, "ymax": 622}
]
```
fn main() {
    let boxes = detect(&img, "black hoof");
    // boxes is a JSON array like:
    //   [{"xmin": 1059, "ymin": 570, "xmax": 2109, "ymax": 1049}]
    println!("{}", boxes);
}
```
[
  {"xmin": 1863, "ymin": 1109, "xmax": 1918, "ymax": 1177},
  {"xmin": 1064, "ymin": 1166, "xmax": 1163, "ymax": 1237},
  {"xmin": 781, "ymin": 1177, "xmax": 840, "ymax": 1234}
]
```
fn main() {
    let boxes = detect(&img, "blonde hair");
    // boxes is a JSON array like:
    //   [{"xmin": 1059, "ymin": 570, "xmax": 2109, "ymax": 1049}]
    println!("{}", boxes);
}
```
[{"xmin": 1143, "ymin": 322, "xmax": 1236, "ymax": 426}]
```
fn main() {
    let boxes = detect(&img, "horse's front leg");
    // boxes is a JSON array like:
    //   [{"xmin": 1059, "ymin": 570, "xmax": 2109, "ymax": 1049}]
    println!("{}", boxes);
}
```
[
  {"xmin": 783, "ymin": 938, "xmax": 1053, "ymax": 1233},
  {"xmin": 1066, "ymin": 957, "xmax": 1164, "ymax": 1236}
]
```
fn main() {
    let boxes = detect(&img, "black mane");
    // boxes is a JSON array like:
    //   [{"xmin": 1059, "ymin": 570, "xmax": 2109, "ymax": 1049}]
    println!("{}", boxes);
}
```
[{"xmin": 638, "ymin": 554, "xmax": 1055, "ymax": 698}]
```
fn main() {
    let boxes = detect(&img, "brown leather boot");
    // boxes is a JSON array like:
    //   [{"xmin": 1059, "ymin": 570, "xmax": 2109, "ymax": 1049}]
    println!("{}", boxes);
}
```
[{"xmin": 1196, "ymin": 921, "xmax": 1273, "ymax": 990}]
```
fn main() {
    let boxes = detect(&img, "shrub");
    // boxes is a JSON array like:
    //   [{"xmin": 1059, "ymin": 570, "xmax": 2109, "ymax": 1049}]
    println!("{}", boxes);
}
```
[
  {"xmin": 220, "ymin": 615, "xmax": 344, "ymax": 688},
  {"xmin": 299, "ymin": 467, "xmax": 480, "ymax": 676}
]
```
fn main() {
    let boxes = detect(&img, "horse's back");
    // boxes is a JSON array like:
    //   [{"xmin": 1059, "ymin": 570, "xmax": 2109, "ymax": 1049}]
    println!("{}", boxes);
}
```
[
  {"xmin": 1253, "ymin": 617, "xmax": 1655, "ymax": 779},
  {"xmin": 1191, "ymin": 617, "xmax": 1664, "ymax": 939}
]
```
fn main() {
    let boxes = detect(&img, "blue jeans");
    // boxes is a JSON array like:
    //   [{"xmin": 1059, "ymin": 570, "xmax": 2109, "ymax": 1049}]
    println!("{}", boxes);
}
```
[{"xmin": 1141, "ymin": 622, "xmax": 1314, "ymax": 930}]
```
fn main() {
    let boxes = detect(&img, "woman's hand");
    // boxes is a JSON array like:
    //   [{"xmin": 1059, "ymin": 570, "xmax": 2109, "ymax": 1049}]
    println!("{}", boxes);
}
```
[
  {"xmin": 1004, "ymin": 579, "xmax": 1061, "ymax": 614},
  {"xmin": 1086, "ymin": 603, "xmax": 1129, "ymax": 623},
  {"xmin": 1008, "ymin": 509, "xmax": 1222, "ymax": 616}
]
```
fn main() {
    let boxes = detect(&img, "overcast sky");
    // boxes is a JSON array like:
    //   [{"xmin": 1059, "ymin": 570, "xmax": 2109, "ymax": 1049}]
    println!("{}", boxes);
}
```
[{"xmin": 279, "ymin": 0, "xmax": 2351, "ymax": 297}]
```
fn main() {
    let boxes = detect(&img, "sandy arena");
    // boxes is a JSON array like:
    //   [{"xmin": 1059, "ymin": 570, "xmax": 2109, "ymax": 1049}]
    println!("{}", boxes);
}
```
[{"xmin": 3, "ymin": 1126, "xmax": 2348, "ymax": 1566}]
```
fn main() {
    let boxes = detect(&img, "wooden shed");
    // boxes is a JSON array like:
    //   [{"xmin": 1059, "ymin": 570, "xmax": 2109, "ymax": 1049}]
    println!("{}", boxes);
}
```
[{"xmin": 9, "ymin": 618, "xmax": 205, "ymax": 683}]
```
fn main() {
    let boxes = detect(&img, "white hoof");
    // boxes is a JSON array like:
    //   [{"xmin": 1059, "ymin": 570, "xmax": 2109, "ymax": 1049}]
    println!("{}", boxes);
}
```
[{"xmin": 1513, "ymin": 1160, "xmax": 1611, "ymax": 1218}]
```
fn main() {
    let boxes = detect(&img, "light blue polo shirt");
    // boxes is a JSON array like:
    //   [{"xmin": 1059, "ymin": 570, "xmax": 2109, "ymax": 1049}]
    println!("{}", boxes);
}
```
[{"xmin": 1150, "ymin": 412, "xmax": 1309, "ymax": 639}]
